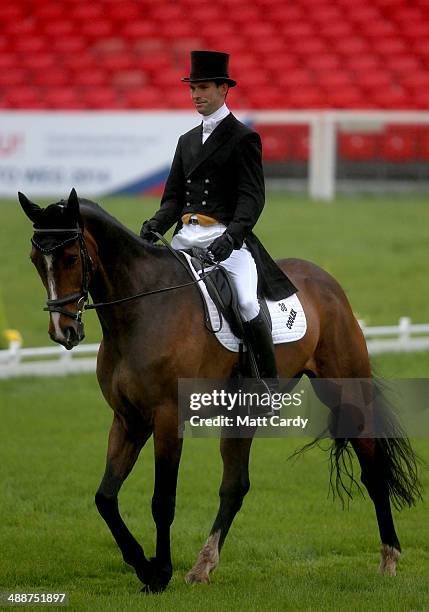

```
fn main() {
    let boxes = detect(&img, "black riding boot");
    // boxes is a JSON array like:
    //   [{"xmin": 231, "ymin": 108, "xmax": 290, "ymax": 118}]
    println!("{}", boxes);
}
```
[{"xmin": 242, "ymin": 312, "xmax": 279, "ymax": 415}]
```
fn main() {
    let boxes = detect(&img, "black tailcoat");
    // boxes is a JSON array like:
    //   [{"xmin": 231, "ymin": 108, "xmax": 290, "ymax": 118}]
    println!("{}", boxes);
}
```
[{"xmin": 151, "ymin": 113, "xmax": 297, "ymax": 300}]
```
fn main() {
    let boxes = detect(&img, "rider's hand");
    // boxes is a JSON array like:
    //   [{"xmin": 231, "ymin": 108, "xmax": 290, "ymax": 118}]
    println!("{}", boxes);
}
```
[
  {"xmin": 140, "ymin": 219, "xmax": 159, "ymax": 242},
  {"xmin": 208, "ymin": 232, "xmax": 235, "ymax": 262}
]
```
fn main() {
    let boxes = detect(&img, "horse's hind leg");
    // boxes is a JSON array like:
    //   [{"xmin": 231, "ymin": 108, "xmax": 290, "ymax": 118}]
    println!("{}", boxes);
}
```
[
  {"xmin": 313, "ymin": 319, "xmax": 404, "ymax": 575},
  {"xmin": 95, "ymin": 415, "xmax": 152, "ymax": 586},
  {"xmin": 350, "ymin": 437, "xmax": 401, "ymax": 575},
  {"xmin": 185, "ymin": 436, "xmax": 253, "ymax": 584}
]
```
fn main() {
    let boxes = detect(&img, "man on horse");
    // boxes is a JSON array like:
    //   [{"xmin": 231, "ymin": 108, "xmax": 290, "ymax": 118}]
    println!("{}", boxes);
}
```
[{"xmin": 140, "ymin": 50, "xmax": 296, "ymax": 385}]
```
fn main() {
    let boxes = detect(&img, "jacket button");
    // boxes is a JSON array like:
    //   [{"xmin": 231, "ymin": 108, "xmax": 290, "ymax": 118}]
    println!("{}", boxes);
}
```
[
  {"xmin": 186, "ymin": 202, "xmax": 191, "ymax": 206},
  {"xmin": 205, "ymin": 178, "xmax": 210, "ymax": 183},
  {"xmin": 186, "ymin": 191, "xmax": 190, "ymax": 195},
  {"xmin": 187, "ymin": 179, "xmax": 191, "ymax": 184},
  {"xmin": 202, "ymin": 200, "xmax": 207, "ymax": 205},
  {"xmin": 204, "ymin": 189, "xmax": 208, "ymax": 194}
]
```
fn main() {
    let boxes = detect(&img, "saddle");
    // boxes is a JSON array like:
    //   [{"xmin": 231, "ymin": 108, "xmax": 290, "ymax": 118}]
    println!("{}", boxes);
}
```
[{"xmin": 188, "ymin": 247, "xmax": 272, "ymax": 340}]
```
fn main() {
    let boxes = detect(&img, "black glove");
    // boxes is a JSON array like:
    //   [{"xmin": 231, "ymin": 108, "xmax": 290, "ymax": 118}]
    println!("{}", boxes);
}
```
[
  {"xmin": 140, "ymin": 219, "xmax": 159, "ymax": 242},
  {"xmin": 208, "ymin": 232, "xmax": 235, "ymax": 262}
]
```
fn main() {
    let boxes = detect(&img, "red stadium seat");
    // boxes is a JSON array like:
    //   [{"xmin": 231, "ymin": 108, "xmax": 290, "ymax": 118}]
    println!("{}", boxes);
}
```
[
  {"xmin": 319, "ymin": 71, "xmax": 353, "ymax": 89},
  {"xmin": 52, "ymin": 37, "xmax": 86, "ymax": 54},
  {"xmin": 80, "ymin": 20, "xmax": 113, "ymax": 39},
  {"xmin": 150, "ymin": 4, "xmax": 184, "ymax": 21},
  {"xmin": 13, "ymin": 36, "xmax": 46, "ymax": 53},
  {"xmin": 69, "ymin": 4, "xmax": 104, "ymax": 20},
  {"xmin": 229, "ymin": 6, "xmax": 261, "ymax": 25},
  {"xmin": 0, "ymin": 53, "xmax": 18, "ymax": 69},
  {"xmin": 381, "ymin": 131, "xmax": 417, "ymax": 161},
  {"xmin": 417, "ymin": 130, "xmax": 429, "ymax": 159},
  {"xmin": 289, "ymin": 126, "xmax": 310, "ymax": 160},
  {"xmin": 338, "ymin": 133, "xmax": 381, "ymax": 160},
  {"xmin": 126, "ymin": 88, "xmax": 164, "ymax": 109},
  {"xmin": 327, "ymin": 89, "xmax": 365, "ymax": 109},
  {"xmin": 0, "ymin": 68, "xmax": 27, "ymax": 86},
  {"xmin": 307, "ymin": 55, "xmax": 340, "ymax": 72},
  {"xmin": 334, "ymin": 37, "xmax": 369, "ymax": 57},
  {"xmin": 4, "ymin": 86, "xmax": 41, "ymax": 109},
  {"xmin": 82, "ymin": 87, "xmax": 120, "ymax": 109},
  {"xmin": 166, "ymin": 88, "xmax": 191, "ymax": 109},
  {"xmin": 43, "ymin": 89, "xmax": 86, "ymax": 109},
  {"xmin": 160, "ymin": 22, "xmax": 195, "ymax": 39},
  {"xmin": 73, "ymin": 70, "xmax": 108, "ymax": 87},
  {"xmin": 247, "ymin": 89, "xmax": 284, "ymax": 109},
  {"xmin": 112, "ymin": 70, "xmax": 147, "ymax": 89},
  {"xmin": 33, "ymin": 70, "xmax": 69, "ymax": 87},
  {"xmin": 371, "ymin": 86, "xmax": 411, "ymax": 109},
  {"xmin": 102, "ymin": 53, "xmax": 134, "ymax": 72},
  {"xmin": 277, "ymin": 69, "xmax": 313, "ymax": 88},
  {"xmin": 257, "ymin": 125, "xmax": 290, "ymax": 161},
  {"xmin": 107, "ymin": 2, "xmax": 142, "ymax": 22},
  {"xmin": 122, "ymin": 21, "xmax": 158, "ymax": 39},
  {"xmin": 287, "ymin": 87, "xmax": 323, "ymax": 109},
  {"xmin": 43, "ymin": 21, "xmax": 76, "ymax": 37}
]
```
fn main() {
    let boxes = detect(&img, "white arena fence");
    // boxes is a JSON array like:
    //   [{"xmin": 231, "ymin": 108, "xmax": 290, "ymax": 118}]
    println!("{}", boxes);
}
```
[{"xmin": 0, "ymin": 317, "xmax": 428, "ymax": 380}]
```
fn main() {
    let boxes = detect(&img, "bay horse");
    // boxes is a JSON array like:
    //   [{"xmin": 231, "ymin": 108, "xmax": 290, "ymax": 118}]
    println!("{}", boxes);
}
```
[{"xmin": 19, "ymin": 189, "xmax": 421, "ymax": 593}]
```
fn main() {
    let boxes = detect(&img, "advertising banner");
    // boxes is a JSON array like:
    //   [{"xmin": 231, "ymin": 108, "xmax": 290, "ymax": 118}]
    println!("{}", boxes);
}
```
[{"xmin": 0, "ymin": 111, "xmax": 202, "ymax": 197}]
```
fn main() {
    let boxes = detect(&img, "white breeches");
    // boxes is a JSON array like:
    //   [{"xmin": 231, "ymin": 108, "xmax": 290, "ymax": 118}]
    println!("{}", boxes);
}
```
[{"xmin": 171, "ymin": 222, "xmax": 260, "ymax": 321}]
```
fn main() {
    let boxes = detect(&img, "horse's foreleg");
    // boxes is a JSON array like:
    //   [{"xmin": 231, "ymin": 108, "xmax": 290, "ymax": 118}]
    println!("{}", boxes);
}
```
[
  {"xmin": 146, "ymin": 406, "xmax": 183, "ymax": 593},
  {"xmin": 185, "ymin": 436, "xmax": 253, "ymax": 584},
  {"xmin": 95, "ymin": 414, "xmax": 152, "ymax": 585}
]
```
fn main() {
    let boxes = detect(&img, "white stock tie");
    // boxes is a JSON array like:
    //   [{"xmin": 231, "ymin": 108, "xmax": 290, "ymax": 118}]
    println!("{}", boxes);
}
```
[{"xmin": 202, "ymin": 119, "xmax": 217, "ymax": 142}]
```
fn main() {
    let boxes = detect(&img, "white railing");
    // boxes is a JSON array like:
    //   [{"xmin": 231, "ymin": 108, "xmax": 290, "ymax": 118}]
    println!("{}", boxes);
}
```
[
  {"xmin": 252, "ymin": 110, "xmax": 429, "ymax": 200},
  {"xmin": 359, "ymin": 317, "xmax": 429, "ymax": 355},
  {"xmin": 0, "ymin": 317, "xmax": 428, "ymax": 379}
]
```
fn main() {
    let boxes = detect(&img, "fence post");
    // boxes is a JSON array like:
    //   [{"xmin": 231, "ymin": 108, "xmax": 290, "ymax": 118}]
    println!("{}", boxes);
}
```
[
  {"xmin": 398, "ymin": 316, "xmax": 411, "ymax": 347},
  {"xmin": 309, "ymin": 113, "xmax": 336, "ymax": 201}
]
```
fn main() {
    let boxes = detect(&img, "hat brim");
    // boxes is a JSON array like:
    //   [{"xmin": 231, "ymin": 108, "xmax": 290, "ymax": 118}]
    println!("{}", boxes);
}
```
[{"xmin": 182, "ymin": 77, "xmax": 237, "ymax": 87}]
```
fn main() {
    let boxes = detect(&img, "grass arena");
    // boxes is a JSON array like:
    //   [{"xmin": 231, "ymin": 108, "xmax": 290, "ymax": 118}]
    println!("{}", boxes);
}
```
[{"xmin": 1, "ymin": 193, "xmax": 429, "ymax": 611}]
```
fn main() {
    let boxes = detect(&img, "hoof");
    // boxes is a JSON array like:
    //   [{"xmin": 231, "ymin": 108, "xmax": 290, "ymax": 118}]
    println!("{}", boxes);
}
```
[
  {"xmin": 138, "ymin": 557, "xmax": 172, "ymax": 593},
  {"xmin": 184, "ymin": 570, "xmax": 210, "ymax": 585},
  {"xmin": 379, "ymin": 544, "xmax": 401, "ymax": 576},
  {"xmin": 185, "ymin": 530, "xmax": 220, "ymax": 586}
]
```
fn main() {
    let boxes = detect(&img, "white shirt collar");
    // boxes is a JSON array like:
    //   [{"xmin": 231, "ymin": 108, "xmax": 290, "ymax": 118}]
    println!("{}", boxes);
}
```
[{"xmin": 202, "ymin": 103, "xmax": 230, "ymax": 128}]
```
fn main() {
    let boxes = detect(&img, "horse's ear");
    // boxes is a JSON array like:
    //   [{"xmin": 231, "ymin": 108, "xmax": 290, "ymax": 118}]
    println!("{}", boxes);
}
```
[
  {"xmin": 18, "ymin": 192, "xmax": 43, "ymax": 224},
  {"xmin": 67, "ymin": 187, "xmax": 79, "ymax": 214}
]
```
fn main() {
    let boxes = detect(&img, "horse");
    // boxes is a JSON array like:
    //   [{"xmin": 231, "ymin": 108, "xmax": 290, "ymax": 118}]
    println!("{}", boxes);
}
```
[{"xmin": 18, "ymin": 188, "xmax": 421, "ymax": 593}]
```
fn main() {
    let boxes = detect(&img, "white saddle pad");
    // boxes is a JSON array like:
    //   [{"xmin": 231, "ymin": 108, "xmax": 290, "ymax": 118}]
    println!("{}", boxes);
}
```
[{"xmin": 182, "ymin": 252, "xmax": 307, "ymax": 353}]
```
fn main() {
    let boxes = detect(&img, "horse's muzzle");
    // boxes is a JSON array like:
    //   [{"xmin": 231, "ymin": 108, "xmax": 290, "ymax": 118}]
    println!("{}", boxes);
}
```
[{"xmin": 50, "ymin": 323, "xmax": 85, "ymax": 350}]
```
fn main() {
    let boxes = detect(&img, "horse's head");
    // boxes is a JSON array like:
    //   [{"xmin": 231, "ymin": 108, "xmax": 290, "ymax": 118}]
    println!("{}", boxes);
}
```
[{"xmin": 19, "ymin": 188, "xmax": 94, "ymax": 350}]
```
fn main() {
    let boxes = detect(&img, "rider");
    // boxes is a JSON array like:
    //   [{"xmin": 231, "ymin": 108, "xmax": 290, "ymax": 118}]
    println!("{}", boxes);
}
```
[{"xmin": 140, "ymin": 50, "xmax": 296, "ymax": 385}]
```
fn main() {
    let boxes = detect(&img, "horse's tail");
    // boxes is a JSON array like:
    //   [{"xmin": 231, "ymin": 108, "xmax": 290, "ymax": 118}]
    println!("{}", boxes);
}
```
[{"xmin": 293, "ymin": 378, "xmax": 423, "ymax": 510}]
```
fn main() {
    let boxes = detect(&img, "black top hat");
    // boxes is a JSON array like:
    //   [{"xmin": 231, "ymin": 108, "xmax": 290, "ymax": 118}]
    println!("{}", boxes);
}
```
[{"xmin": 182, "ymin": 50, "xmax": 237, "ymax": 87}]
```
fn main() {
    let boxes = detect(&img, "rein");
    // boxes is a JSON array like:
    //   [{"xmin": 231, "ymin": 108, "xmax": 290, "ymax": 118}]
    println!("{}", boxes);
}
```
[
  {"xmin": 86, "ymin": 231, "xmax": 220, "ymax": 310},
  {"xmin": 33, "ymin": 228, "xmax": 221, "ymax": 318}
]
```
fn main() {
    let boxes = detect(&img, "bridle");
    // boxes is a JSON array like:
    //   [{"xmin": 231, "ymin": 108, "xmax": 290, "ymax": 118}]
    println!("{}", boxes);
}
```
[{"xmin": 32, "ymin": 227, "xmax": 92, "ymax": 323}]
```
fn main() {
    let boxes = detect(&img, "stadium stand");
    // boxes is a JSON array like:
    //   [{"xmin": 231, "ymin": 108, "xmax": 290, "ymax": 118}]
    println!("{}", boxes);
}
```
[{"xmin": 1, "ymin": 0, "xmax": 428, "ymax": 166}]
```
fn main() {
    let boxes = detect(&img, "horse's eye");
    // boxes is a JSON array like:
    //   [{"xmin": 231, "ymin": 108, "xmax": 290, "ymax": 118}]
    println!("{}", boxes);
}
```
[{"xmin": 64, "ymin": 254, "xmax": 79, "ymax": 268}]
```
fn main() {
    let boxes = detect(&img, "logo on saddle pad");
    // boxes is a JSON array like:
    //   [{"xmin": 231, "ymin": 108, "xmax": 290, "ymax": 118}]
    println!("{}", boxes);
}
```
[
  {"xmin": 278, "ymin": 302, "xmax": 297, "ymax": 329},
  {"xmin": 286, "ymin": 308, "xmax": 297, "ymax": 329}
]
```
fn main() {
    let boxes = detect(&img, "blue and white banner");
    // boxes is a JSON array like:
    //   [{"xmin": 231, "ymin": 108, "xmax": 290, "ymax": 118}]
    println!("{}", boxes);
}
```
[{"xmin": 0, "ymin": 111, "xmax": 205, "ymax": 197}]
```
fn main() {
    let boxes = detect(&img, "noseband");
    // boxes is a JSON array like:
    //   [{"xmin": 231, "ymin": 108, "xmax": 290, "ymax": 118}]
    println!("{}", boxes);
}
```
[{"xmin": 32, "ymin": 228, "xmax": 92, "ymax": 323}]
